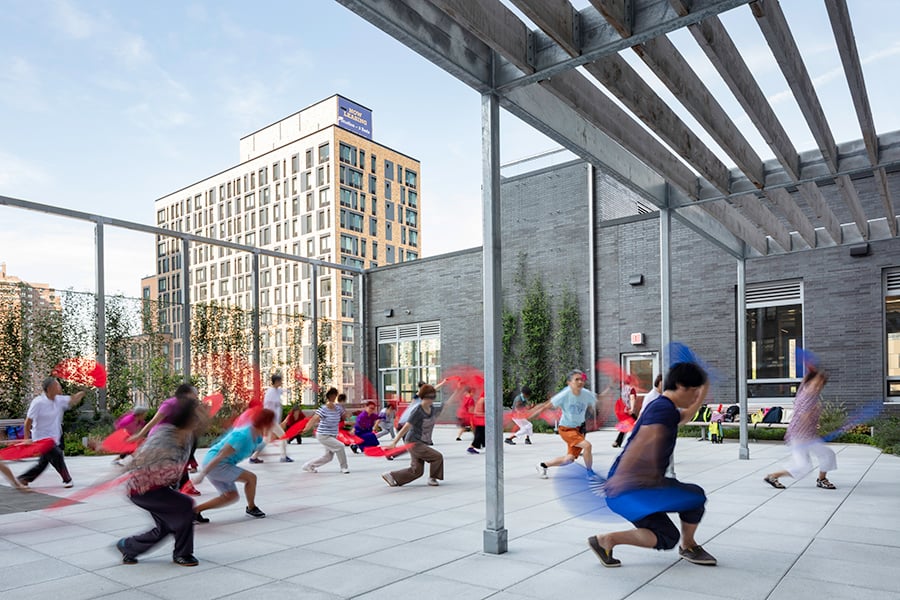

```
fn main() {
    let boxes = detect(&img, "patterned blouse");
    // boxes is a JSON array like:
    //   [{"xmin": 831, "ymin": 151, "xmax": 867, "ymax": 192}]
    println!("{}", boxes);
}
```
[
  {"xmin": 786, "ymin": 382, "xmax": 821, "ymax": 443},
  {"xmin": 126, "ymin": 424, "xmax": 191, "ymax": 496}
]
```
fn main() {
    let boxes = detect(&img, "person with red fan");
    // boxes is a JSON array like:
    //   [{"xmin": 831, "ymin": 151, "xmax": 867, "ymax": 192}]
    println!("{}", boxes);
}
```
[
  {"xmin": 381, "ymin": 380, "xmax": 459, "ymax": 488},
  {"xmin": 281, "ymin": 406, "xmax": 307, "ymax": 444},
  {"xmin": 350, "ymin": 401, "xmax": 381, "ymax": 454},
  {"xmin": 299, "ymin": 387, "xmax": 350, "ymax": 474},
  {"xmin": 117, "ymin": 392, "xmax": 201, "ymax": 567},
  {"xmin": 17, "ymin": 376, "xmax": 86, "ymax": 489},
  {"xmin": 455, "ymin": 388, "xmax": 475, "ymax": 441},
  {"xmin": 534, "ymin": 370, "xmax": 601, "ymax": 480},
  {"xmin": 612, "ymin": 379, "xmax": 639, "ymax": 448},
  {"xmin": 112, "ymin": 406, "xmax": 148, "ymax": 467},
  {"xmin": 192, "ymin": 409, "xmax": 276, "ymax": 522},
  {"xmin": 249, "ymin": 374, "xmax": 292, "ymax": 464}
]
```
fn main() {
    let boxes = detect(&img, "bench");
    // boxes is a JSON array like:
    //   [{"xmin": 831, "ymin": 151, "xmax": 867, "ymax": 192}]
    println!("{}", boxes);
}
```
[
  {"xmin": 685, "ymin": 406, "xmax": 792, "ymax": 441},
  {"xmin": 0, "ymin": 418, "xmax": 26, "ymax": 443}
]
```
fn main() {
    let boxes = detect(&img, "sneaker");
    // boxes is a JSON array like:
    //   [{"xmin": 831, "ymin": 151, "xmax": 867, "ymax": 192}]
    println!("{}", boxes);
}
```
[
  {"xmin": 504, "ymin": 438, "xmax": 516, "ymax": 445},
  {"xmin": 301, "ymin": 464, "xmax": 317, "ymax": 473},
  {"xmin": 679, "ymin": 545, "xmax": 717, "ymax": 566},
  {"xmin": 587, "ymin": 536, "xmax": 620, "ymax": 568},
  {"xmin": 524, "ymin": 437, "xmax": 532, "ymax": 445},
  {"xmin": 341, "ymin": 467, "xmax": 351, "ymax": 474},
  {"xmin": 246, "ymin": 505, "xmax": 266, "ymax": 518},
  {"xmin": 381, "ymin": 472, "xmax": 399, "ymax": 487},
  {"xmin": 63, "ymin": 480, "xmax": 74, "ymax": 488},
  {"xmin": 455, "ymin": 437, "xmax": 462, "ymax": 441},
  {"xmin": 193, "ymin": 511, "xmax": 210, "ymax": 524},
  {"xmin": 173, "ymin": 554, "xmax": 199, "ymax": 567},
  {"xmin": 182, "ymin": 482, "xmax": 202, "ymax": 496},
  {"xmin": 467, "ymin": 447, "xmax": 480, "ymax": 455},
  {"xmin": 249, "ymin": 457, "xmax": 264, "ymax": 464},
  {"xmin": 385, "ymin": 455, "xmax": 395, "ymax": 461},
  {"xmin": 427, "ymin": 478, "xmax": 440, "ymax": 486},
  {"xmin": 536, "ymin": 464, "xmax": 548, "ymax": 479},
  {"xmin": 116, "ymin": 538, "xmax": 138, "ymax": 565},
  {"xmin": 350, "ymin": 444, "xmax": 359, "ymax": 454},
  {"xmin": 280, "ymin": 456, "xmax": 294, "ymax": 463},
  {"xmin": 112, "ymin": 458, "xmax": 124, "ymax": 467}
]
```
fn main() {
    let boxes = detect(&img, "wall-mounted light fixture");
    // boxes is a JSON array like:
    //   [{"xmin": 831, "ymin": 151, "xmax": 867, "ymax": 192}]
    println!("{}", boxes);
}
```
[
  {"xmin": 629, "ymin": 274, "xmax": 644, "ymax": 286},
  {"xmin": 850, "ymin": 243, "xmax": 870, "ymax": 257},
  {"xmin": 384, "ymin": 309, "xmax": 394, "ymax": 318}
]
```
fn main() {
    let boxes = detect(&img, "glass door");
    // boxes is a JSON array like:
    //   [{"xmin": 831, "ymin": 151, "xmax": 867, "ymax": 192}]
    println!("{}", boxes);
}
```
[{"xmin": 622, "ymin": 352, "xmax": 659, "ymax": 413}]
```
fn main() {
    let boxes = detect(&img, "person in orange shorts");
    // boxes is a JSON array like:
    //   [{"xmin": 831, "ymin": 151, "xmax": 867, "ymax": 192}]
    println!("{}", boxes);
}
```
[{"xmin": 534, "ymin": 369, "xmax": 604, "ymax": 479}]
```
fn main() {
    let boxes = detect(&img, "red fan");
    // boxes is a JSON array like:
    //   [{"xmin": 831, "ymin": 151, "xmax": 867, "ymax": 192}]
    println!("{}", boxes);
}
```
[
  {"xmin": 46, "ymin": 473, "xmax": 131, "ymax": 510},
  {"xmin": 613, "ymin": 397, "xmax": 636, "ymax": 433},
  {"xmin": 51, "ymin": 357, "xmax": 107, "ymax": 388},
  {"xmin": 363, "ymin": 443, "xmax": 413, "ymax": 458},
  {"xmin": 233, "ymin": 407, "xmax": 260, "ymax": 428},
  {"xmin": 536, "ymin": 408, "xmax": 560, "ymax": 426},
  {"xmin": 336, "ymin": 430, "xmax": 363, "ymax": 446},
  {"xmin": 0, "ymin": 438, "xmax": 55, "ymax": 460},
  {"xmin": 596, "ymin": 358, "xmax": 629, "ymax": 385},
  {"xmin": 292, "ymin": 367, "xmax": 320, "ymax": 394},
  {"xmin": 279, "ymin": 417, "xmax": 311, "ymax": 440},
  {"xmin": 100, "ymin": 429, "xmax": 141, "ymax": 455},
  {"xmin": 442, "ymin": 365, "xmax": 485, "ymax": 397},
  {"xmin": 202, "ymin": 392, "xmax": 224, "ymax": 417}
]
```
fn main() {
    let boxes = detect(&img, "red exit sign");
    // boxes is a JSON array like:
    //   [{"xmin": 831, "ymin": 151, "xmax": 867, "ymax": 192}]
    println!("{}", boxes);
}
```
[{"xmin": 630, "ymin": 332, "xmax": 645, "ymax": 345}]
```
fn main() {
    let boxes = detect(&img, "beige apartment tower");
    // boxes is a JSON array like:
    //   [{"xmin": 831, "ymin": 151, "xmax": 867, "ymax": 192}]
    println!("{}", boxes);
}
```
[{"xmin": 154, "ymin": 95, "xmax": 421, "ymax": 399}]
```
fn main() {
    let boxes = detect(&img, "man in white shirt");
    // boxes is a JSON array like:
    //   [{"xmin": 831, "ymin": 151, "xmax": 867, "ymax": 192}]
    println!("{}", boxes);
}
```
[
  {"xmin": 249, "ymin": 374, "xmax": 291, "ymax": 463},
  {"xmin": 18, "ymin": 377, "xmax": 86, "ymax": 488}
]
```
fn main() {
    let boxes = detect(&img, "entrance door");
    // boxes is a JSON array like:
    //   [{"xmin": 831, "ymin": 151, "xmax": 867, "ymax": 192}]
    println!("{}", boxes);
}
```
[{"xmin": 622, "ymin": 352, "xmax": 659, "ymax": 413}]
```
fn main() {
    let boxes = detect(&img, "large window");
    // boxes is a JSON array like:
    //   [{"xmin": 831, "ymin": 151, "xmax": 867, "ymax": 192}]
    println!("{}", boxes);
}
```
[
  {"xmin": 885, "ymin": 270, "xmax": 900, "ymax": 398},
  {"xmin": 746, "ymin": 280, "xmax": 804, "ymax": 400},
  {"xmin": 377, "ymin": 322, "xmax": 441, "ymax": 402}
]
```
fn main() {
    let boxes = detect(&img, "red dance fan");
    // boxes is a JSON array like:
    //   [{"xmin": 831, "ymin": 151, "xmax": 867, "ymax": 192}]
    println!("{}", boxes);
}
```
[
  {"xmin": 100, "ymin": 429, "xmax": 141, "ymax": 455},
  {"xmin": 46, "ymin": 473, "xmax": 131, "ymax": 510},
  {"xmin": 363, "ymin": 443, "xmax": 413, "ymax": 458},
  {"xmin": 279, "ymin": 417, "xmax": 311, "ymax": 441},
  {"xmin": 442, "ymin": 365, "xmax": 486, "ymax": 397},
  {"xmin": 51, "ymin": 357, "xmax": 107, "ymax": 388},
  {"xmin": 202, "ymin": 392, "xmax": 225, "ymax": 417},
  {"xmin": 233, "ymin": 406, "xmax": 261, "ymax": 428},
  {"xmin": 0, "ymin": 438, "xmax": 55, "ymax": 460},
  {"xmin": 536, "ymin": 408, "xmax": 561, "ymax": 427},
  {"xmin": 336, "ymin": 430, "xmax": 363, "ymax": 446},
  {"xmin": 613, "ymin": 397, "xmax": 636, "ymax": 433}
]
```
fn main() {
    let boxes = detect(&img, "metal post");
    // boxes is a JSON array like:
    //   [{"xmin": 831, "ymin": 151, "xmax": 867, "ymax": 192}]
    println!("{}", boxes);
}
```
[
  {"xmin": 310, "ymin": 263, "xmax": 319, "ymax": 401},
  {"xmin": 95, "ymin": 221, "xmax": 107, "ymax": 412},
  {"xmin": 482, "ymin": 90, "xmax": 507, "ymax": 555},
  {"xmin": 251, "ymin": 252, "xmax": 262, "ymax": 403},
  {"xmin": 659, "ymin": 205, "xmax": 674, "ymax": 477},
  {"xmin": 357, "ymin": 272, "xmax": 367, "ymax": 400},
  {"xmin": 588, "ymin": 165, "xmax": 598, "ymax": 427},
  {"xmin": 737, "ymin": 257, "xmax": 750, "ymax": 459},
  {"xmin": 181, "ymin": 238, "xmax": 191, "ymax": 383}
]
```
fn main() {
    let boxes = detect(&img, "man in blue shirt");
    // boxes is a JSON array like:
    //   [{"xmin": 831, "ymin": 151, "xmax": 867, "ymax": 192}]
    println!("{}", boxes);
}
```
[
  {"xmin": 535, "ymin": 370, "xmax": 602, "ymax": 479},
  {"xmin": 588, "ymin": 362, "xmax": 716, "ymax": 568}
]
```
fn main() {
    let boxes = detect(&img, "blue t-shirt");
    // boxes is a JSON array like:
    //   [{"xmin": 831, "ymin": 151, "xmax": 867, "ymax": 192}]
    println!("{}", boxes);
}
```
[
  {"xmin": 550, "ymin": 387, "xmax": 595, "ymax": 428},
  {"xmin": 608, "ymin": 395, "xmax": 680, "ymax": 478},
  {"xmin": 204, "ymin": 426, "xmax": 262, "ymax": 466}
]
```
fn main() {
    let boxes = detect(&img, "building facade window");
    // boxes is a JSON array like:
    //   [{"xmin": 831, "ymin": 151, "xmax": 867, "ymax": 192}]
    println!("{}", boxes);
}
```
[
  {"xmin": 885, "ymin": 270, "xmax": 900, "ymax": 399},
  {"xmin": 746, "ymin": 280, "xmax": 804, "ymax": 400},
  {"xmin": 376, "ymin": 322, "xmax": 441, "ymax": 402}
]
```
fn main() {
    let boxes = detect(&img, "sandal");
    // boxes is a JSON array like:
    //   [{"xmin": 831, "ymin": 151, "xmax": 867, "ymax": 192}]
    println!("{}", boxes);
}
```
[
  {"xmin": 816, "ymin": 477, "xmax": 836, "ymax": 489},
  {"xmin": 764, "ymin": 476, "xmax": 785, "ymax": 489}
]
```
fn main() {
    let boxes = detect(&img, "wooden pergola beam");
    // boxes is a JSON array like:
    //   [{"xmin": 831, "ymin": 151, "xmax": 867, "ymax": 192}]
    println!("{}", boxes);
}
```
[
  {"xmin": 510, "ymin": 0, "xmax": 582, "ymax": 57},
  {"xmin": 764, "ymin": 187, "xmax": 816, "ymax": 247},
  {"xmin": 731, "ymin": 195, "xmax": 792, "ymax": 251},
  {"xmin": 589, "ymin": 0, "xmax": 634, "ymax": 38}
]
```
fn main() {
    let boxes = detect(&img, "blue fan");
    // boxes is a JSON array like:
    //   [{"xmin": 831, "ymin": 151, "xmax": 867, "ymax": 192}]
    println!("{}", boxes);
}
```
[
  {"xmin": 551, "ymin": 463, "xmax": 614, "ymax": 521},
  {"xmin": 821, "ymin": 400, "xmax": 883, "ymax": 442}
]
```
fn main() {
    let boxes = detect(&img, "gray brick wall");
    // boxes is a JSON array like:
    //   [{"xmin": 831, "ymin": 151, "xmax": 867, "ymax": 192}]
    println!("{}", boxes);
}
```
[{"xmin": 364, "ymin": 160, "xmax": 900, "ymax": 414}]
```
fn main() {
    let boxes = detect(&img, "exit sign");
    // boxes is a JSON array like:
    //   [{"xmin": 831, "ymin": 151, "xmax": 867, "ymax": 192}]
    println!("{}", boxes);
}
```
[{"xmin": 630, "ymin": 332, "xmax": 645, "ymax": 345}]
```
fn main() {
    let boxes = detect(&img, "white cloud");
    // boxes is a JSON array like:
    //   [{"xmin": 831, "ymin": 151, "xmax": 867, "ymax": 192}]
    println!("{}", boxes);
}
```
[{"xmin": 52, "ymin": 0, "xmax": 99, "ymax": 39}]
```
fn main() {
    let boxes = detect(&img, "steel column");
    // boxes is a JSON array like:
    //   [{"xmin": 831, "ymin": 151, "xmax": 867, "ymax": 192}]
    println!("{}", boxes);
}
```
[
  {"xmin": 357, "ymin": 272, "xmax": 367, "ymax": 401},
  {"xmin": 181, "ymin": 238, "xmax": 191, "ymax": 383},
  {"xmin": 311, "ymin": 263, "xmax": 319, "ymax": 401},
  {"xmin": 95, "ymin": 221, "xmax": 107, "ymax": 412},
  {"xmin": 659, "ymin": 206, "xmax": 675, "ymax": 477},
  {"xmin": 251, "ymin": 252, "xmax": 262, "ymax": 402},
  {"xmin": 588, "ymin": 164, "xmax": 598, "ymax": 425},
  {"xmin": 737, "ymin": 258, "xmax": 750, "ymax": 459},
  {"xmin": 482, "ymin": 90, "xmax": 507, "ymax": 555}
]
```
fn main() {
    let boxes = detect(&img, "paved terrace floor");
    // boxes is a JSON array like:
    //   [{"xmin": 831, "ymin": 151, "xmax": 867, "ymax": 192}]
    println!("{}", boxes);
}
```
[{"xmin": 1, "ymin": 427, "xmax": 898, "ymax": 600}]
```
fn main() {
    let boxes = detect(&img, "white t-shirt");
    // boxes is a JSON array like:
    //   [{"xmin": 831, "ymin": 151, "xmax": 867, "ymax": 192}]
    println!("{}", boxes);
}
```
[
  {"xmin": 640, "ymin": 388, "xmax": 661, "ymax": 416},
  {"xmin": 26, "ymin": 393, "xmax": 72, "ymax": 443},
  {"xmin": 263, "ymin": 386, "xmax": 284, "ymax": 422}
]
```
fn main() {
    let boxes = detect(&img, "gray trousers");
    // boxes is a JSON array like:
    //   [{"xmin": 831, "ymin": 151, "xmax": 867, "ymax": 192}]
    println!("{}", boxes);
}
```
[{"xmin": 303, "ymin": 434, "xmax": 348, "ymax": 470}]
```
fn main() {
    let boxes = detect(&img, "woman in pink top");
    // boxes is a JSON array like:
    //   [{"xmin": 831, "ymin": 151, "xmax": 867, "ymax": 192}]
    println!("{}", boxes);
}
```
[{"xmin": 764, "ymin": 367, "xmax": 836, "ymax": 490}]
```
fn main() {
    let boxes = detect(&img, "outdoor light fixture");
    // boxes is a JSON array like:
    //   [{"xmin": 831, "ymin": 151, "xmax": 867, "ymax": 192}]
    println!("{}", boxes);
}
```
[
  {"xmin": 384, "ymin": 309, "xmax": 394, "ymax": 318},
  {"xmin": 629, "ymin": 274, "xmax": 644, "ymax": 286}
]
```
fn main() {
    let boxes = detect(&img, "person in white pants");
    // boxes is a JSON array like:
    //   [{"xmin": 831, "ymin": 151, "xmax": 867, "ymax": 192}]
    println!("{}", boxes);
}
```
[{"xmin": 249, "ymin": 374, "xmax": 291, "ymax": 463}]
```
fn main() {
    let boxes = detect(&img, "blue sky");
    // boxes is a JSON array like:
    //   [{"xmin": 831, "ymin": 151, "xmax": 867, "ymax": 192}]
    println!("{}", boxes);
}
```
[{"xmin": 1, "ymin": 1, "xmax": 898, "ymax": 295}]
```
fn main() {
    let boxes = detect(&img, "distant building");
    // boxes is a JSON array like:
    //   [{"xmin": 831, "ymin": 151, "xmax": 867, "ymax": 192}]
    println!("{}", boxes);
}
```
[{"xmin": 155, "ymin": 96, "xmax": 421, "ymax": 398}]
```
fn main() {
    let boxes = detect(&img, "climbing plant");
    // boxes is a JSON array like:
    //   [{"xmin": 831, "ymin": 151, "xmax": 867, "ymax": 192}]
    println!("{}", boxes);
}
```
[
  {"xmin": 553, "ymin": 287, "xmax": 583, "ymax": 388},
  {"xmin": 519, "ymin": 277, "xmax": 553, "ymax": 402}
]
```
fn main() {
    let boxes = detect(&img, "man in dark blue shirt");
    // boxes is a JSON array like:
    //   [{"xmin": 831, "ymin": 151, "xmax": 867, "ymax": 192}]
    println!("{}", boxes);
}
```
[{"xmin": 588, "ymin": 362, "xmax": 716, "ymax": 568}]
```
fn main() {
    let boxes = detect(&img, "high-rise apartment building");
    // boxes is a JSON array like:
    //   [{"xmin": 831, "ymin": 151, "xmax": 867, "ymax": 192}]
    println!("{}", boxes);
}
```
[{"xmin": 154, "ymin": 95, "xmax": 421, "ymax": 392}]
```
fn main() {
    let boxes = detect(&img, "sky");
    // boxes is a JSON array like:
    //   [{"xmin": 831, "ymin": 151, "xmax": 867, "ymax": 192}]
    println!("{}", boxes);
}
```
[{"xmin": 1, "ymin": 0, "xmax": 898, "ymax": 296}]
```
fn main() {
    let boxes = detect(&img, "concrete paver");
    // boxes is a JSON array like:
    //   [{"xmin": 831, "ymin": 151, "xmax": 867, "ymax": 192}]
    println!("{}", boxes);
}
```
[{"xmin": 1, "ymin": 427, "xmax": 897, "ymax": 599}]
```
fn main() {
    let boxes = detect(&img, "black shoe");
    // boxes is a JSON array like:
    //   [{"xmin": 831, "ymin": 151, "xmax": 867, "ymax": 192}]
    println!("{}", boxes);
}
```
[
  {"xmin": 246, "ymin": 505, "xmax": 266, "ymax": 518},
  {"xmin": 679, "ymin": 545, "xmax": 717, "ymax": 566},
  {"xmin": 173, "ymin": 554, "xmax": 199, "ymax": 567},
  {"xmin": 524, "ymin": 438, "xmax": 532, "ymax": 445},
  {"xmin": 350, "ymin": 444, "xmax": 359, "ymax": 454},
  {"xmin": 505, "ymin": 438, "xmax": 516, "ymax": 445},
  {"xmin": 116, "ymin": 538, "xmax": 138, "ymax": 565},
  {"xmin": 249, "ymin": 457, "xmax": 264, "ymax": 464},
  {"xmin": 193, "ymin": 511, "xmax": 210, "ymax": 523}
]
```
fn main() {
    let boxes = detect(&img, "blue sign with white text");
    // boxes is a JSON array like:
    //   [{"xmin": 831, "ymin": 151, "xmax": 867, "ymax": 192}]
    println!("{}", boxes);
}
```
[{"xmin": 337, "ymin": 98, "xmax": 373, "ymax": 140}]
